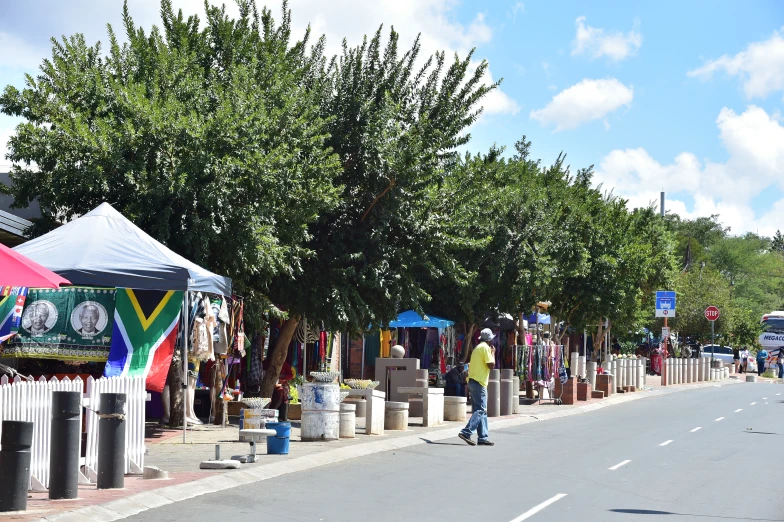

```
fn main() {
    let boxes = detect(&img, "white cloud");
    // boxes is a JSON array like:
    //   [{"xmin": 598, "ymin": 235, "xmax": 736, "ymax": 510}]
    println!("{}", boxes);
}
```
[
  {"xmin": 0, "ymin": 32, "xmax": 48, "ymax": 69},
  {"xmin": 594, "ymin": 105, "xmax": 784, "ymax": 235},
  {"xmin": 530, "ymin": 78, "xmax": 633, "ymax": 131},
  {"xmin": 571, "ymin": 16, "xmax": 642, "ymax": 61},
  {"xmin": 510, "ymin": 2, "xmax": 525, "ymax": 23},
  {"xmin": 688, "ymin": 26, "xmax": 784, "ymax": 99}
]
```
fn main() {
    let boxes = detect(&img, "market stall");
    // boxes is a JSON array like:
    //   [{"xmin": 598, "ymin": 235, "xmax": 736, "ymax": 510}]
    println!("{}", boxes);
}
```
[{"xmin": 12, "ymin": 202, "xmax": 233, "ymax": 438}]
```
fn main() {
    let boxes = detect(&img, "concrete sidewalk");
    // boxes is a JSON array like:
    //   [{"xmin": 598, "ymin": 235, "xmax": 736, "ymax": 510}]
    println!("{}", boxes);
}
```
[{"xmin": 1, "ymin": 377, "xmax": 743, "ymax": 522}]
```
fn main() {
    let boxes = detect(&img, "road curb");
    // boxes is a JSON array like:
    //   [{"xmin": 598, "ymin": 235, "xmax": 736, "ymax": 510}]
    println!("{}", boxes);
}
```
[{"xmin": 37, "ymin": 378, "xmax": 742, "ymax": 521}]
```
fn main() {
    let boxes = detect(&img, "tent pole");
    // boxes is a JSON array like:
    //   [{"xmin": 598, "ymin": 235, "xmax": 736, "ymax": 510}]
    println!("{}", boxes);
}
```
[
  {"xmin": 182, "ymin": 292, "xmax": 189, "ymax": 443},
  {"xmin": 303, "ymin": 317, "xmax": 307, "ymax": 380}
]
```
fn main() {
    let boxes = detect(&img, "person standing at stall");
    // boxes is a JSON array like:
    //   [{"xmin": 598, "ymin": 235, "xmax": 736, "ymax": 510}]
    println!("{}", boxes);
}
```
[{"xmin": 458, "ymin": 329, "xmax": 496, "ymax": 446}]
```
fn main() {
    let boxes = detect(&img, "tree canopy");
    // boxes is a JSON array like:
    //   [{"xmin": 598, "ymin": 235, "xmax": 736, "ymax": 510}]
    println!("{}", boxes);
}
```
[{"xmin": 2, "ymin": 0, "xmax": 782, "ymax": 395}]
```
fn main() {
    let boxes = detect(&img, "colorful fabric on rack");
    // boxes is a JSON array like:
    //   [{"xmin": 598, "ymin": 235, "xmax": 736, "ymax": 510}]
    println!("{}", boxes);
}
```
[
  {"xmin": 104, "ymin": 289, "xmax": 183, "ymax": 393},
  {"xmin": 0, "ymin": 286, "xmax": 27, "ymax": 343},
  {"xmin": 6, "ymin": 287, "xmax": 115, "ymax": 360}
]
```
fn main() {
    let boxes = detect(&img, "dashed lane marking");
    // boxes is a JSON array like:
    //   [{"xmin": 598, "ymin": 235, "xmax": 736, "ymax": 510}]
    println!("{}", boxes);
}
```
[
  {"xmin": 715, "ymin": 417, "xmax": 725, "ymax": 422},
  {"xmin": 659, "ymin": 440, "xmax": 673, "ymax": 446},
  {"xmin": 750, "ymin": 402, "xmax": 757, "ymax": 405},
  {"xmin": 734, "ymin": 409, "xmax": 743, "ymax": 413},
  {"xmin": 510, "ymin": 494, "xmax": 568, "ymax": 522},
  {"xmin": 609, "ymin": 460, "xmax": 631, "ymax": 470},
  {"xmin": 690, "ymin": 427, "xmax": 702, "ymax": 432}
]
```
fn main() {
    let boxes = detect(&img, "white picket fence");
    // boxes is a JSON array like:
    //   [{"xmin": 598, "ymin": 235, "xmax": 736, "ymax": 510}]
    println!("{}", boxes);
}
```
[
  {"xmin": 0, "ymin": 375, "xmax": 84, "ymax": 490},
  {"xmin": 0, "ymin": 374, "xmax": 147, "ymax": 490},
  {"xmin": 83, "ymin": 375, "xmax": 146, "ymax": 478}
]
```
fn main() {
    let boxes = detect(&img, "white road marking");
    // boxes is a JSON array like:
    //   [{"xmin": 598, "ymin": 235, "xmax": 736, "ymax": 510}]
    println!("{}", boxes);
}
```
[
  {"xmin": 715, "ymin": 417, "xmax": 725, "ymax": 422},
  {"xmin": 609, "ymin": 460, "xmax": 631, "ymax": 470},
  {"xmin": 750, "ymin": 402, "xmax": 757, "ymax": 405},
  {"xmin": 690, "ymin": 427, "xmax": 702, "ymax": 432},
  {"xmin": 763, "ymin": 397, "xmax": 768, "ymax": 400},
  {"xmin": 776, "ymin": 393, "xmax": 782, "ymax": 396},
  {"xmin": 734, "ymin": 409, "xmax": 743, "ymax": 413},
  {"xmin": 510, "ymin": 493, "xmax": 568, "ymax": 522},
  {"xmin": 659, "ymin": 440, "xmax": 673, "ymax": 446}
]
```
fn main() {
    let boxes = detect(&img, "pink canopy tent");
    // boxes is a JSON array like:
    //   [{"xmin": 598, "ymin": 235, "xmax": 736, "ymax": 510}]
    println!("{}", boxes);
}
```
[{"xmin": 0, "ymin": 242, "xmax": 70, "ymax": 288}]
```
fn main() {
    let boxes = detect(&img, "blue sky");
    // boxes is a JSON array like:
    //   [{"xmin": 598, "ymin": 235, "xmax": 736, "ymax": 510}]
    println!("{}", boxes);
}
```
[{"xmin": 1, "ymin": 0, "xmax": 783, "ymax": 235}]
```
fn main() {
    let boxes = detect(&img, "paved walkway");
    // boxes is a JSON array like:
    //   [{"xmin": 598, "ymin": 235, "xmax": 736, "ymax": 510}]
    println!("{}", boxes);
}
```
[{"xmin": 0, "ymin": 376, "xmax": 745, "ymax": 522}]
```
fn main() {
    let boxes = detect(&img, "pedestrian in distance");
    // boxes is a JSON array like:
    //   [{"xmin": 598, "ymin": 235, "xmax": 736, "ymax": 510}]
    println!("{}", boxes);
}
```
[
  {"xmin": 733, "ymin": 347, "xmax": 740, "ymax": 374},
  {"xmin": 458, "ymin": 328, "xmax": 496, "ymax": 446},
  {"xmin": 778, "ymin": 349, "xmax": 784, "ymax": 380},
  {"xmin": 756, "ymin": 349, "xmax": 768, "ymax": 377},
  {"xmin": 740, "ymin": 347, "xmax": 750, "ymax": 373}
]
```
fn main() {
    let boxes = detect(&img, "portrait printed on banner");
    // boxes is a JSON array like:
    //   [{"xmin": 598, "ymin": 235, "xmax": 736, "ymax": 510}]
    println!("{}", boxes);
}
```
[
  {"xmin": 70, "ymin": 301, "xmax": 109, "ymax": 338},
  {"xmin": 21, "ymin": 300, "xmax": 58, "ymax": 336}
]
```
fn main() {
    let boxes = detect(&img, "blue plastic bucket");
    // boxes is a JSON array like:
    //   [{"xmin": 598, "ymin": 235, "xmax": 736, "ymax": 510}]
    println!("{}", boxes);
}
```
[{"xmin": 265, "ymin": 422, "xmax": 291, "ymax": 455}]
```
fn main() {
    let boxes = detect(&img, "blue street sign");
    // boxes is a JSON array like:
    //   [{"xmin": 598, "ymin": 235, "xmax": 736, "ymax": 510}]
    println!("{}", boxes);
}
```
[{"xmin": 655, "ymin": 291, "xmax": 676, "ymax": 318}]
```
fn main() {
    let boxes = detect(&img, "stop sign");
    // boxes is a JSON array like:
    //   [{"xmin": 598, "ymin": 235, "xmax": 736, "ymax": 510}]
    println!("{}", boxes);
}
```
[{"xmin": 705, "ymin": 306, "xmax": 721, "ymax": 321}]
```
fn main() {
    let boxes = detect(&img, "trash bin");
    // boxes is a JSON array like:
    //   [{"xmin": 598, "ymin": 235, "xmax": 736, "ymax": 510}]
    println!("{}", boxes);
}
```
[{"xmin": 265, "ymin": 422, "xmax": 291, "ymax": 455}]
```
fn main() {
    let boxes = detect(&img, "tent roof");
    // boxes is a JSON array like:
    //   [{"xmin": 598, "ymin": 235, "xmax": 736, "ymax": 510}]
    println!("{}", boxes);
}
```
[
  {"xmin": 15, "ymin": 203, "xmax": 231, "ymax": 294},
  {"xmin": 389, "ymin": 310, "xmax": 454, "ymax": 329},
  {"xmin": 0, "ymin": 242, "xmax": 71, "ymax": 288}
]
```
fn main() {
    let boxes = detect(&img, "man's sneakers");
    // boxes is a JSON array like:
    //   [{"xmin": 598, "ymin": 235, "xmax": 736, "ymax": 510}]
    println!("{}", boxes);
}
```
[
  {"xmin": 459, "ymin": 433, "xmax": 495, "ymax": 446},
  {"xmin": 458, "ymin": 433, "xmax": 476, "ymax": 446}
]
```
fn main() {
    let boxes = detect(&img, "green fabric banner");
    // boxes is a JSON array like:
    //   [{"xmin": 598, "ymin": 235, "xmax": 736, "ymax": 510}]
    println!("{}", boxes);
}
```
[{"xmin": 3, "ymin": 287, "xmax": 115, "ymax": 361}]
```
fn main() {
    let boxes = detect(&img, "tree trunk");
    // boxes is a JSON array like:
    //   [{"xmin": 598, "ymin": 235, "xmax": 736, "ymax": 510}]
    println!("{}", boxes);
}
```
[
  {"xmin": 461, "ymin": 323, "xmax": 477, "ymax": 363},
  {"xmin": 260, "ymin": 315, "xmax": 301, "ymax": 398},
  {"xmin": 167, "ymin": 349, "xmax": 184, "ymax": 428}
]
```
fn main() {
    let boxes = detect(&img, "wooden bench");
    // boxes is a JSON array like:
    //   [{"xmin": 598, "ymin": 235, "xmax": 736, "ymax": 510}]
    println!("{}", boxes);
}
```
[{"xmin": 397, "ymin": 387, "xmax": 444, "ymax": 427}]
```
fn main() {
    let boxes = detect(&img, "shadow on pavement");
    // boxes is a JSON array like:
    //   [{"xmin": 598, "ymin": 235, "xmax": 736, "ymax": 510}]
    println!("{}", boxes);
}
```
[
  {"xmin": 420, "ymin": 437, "xmax": 464, "ymax": 446},
  {"xmin": 609, "ymin": 509, "xmax": 783, "ymax": 521}
]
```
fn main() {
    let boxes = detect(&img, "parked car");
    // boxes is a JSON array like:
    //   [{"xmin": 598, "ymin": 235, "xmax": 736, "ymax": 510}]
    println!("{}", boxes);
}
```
[{"xmin": 700, "ymin": 345, "xmax": 734, "ymax": 365}]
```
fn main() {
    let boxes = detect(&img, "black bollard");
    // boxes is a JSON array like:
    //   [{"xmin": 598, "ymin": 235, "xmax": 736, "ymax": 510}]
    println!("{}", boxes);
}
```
[
  {"xmin": 49, "ymin": 391, "xmax": 82, "ymax": 499},
  {"xmin": 97, "ymin": 393, "xmax": 126, "ymax": 490},
  {"xmin": 0, "ymin": 420, "xmax": 33, "ymax": 512}
]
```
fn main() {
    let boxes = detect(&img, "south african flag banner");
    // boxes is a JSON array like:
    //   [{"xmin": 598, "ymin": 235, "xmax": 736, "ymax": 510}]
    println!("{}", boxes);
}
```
[
  {"xmin": 104, "ymin": 288, "xmax": 183, "ymax": 392},
  {"xmin": 0, "ymin": 287, "xmax": 27, "ymax": 343}
]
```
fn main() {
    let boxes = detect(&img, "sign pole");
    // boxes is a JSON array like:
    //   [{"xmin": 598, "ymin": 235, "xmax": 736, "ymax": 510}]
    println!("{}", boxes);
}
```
[
  {"xmin": 663, "ymin": 316, "xmax": 668, "ymax": 386},
  {"xmin": 711, "ymin": 319, "xmax": 715, "ymax": 364}
]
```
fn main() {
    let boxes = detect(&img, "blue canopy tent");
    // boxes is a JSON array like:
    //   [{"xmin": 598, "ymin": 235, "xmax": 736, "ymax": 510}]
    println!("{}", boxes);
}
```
[{"xmin": 389, "ymin": 310, "xmax": 455, "ymax": 329}]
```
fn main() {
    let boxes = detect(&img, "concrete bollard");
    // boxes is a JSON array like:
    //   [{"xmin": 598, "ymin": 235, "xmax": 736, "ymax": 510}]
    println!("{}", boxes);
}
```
[
  {"xmin": 512, "ymin": 376, "xmax": 521, "ymax": 414},
  {"xmin": 636, "ymin": 359, "xmax": 643, "ymax": 389},
  {"xmin": 339, "ymin": 403, "xmax": 356, "ymax": 439},
  {"xmin": 0, "ymin": 420, "xmax": 33, "ymax": 512},
  {"xmin": 587, "ymin": 362, "xmax": 597, "ymax": 391},
  {"xmin": 384, "ymin": 402, "xmax": 409, "ymax": 430},
  {"xmin": 97, "ymin": 393, "xmax": 127, "ymax": 490},
  {"xmin": 487, "ymin": 370, "xmax": 501, "ymax": 417},
  {"xmin": 49, "ymin": 391, "xmax": 82, "ymax": 500},
  {"xmin": 668, "ymin": 358, "xmax": 675, "ymax": 385},
  {"xmin": 685, "ymin": 359, "xmax": 691, "ymax": 384},
  {"xmin": 571, "ymin": 352, "xmax": 579, "ymax": 379},
  {"xmin": 444, "ymin": 396, "xmax": 467, "ymax": 421},
  {"xmin": 578, "ymin": 355, "xmax": 586, "ymax": 380},
  {"xmin": 500, "ymin": 369, "xmax": 514, "ymax": 416},
  {"xmin": 746, "ymin": 374, "xmax": 757, "ymax": 382}
]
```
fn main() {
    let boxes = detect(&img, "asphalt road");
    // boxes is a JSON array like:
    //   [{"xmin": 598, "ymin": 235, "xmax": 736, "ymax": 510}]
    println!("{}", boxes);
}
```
[{"xmin": 127, "ymin": 382, "xmax": 784, "ymax": 522}]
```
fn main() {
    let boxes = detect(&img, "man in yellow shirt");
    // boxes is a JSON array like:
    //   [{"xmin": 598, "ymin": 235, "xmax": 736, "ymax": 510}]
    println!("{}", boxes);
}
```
[{"xmin": 459, "ymin": 328, "xmax": 496, "ymax": 446}]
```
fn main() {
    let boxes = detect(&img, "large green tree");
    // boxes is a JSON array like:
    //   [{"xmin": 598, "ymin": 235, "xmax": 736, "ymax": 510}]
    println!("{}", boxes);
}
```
[
  {"xmin": 1, "ymin": 0, "xmax": 341, "ymax": 422},
  {"xmin": 260, "ymin": 28, "xmax": 497, "ymax": 394}
]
